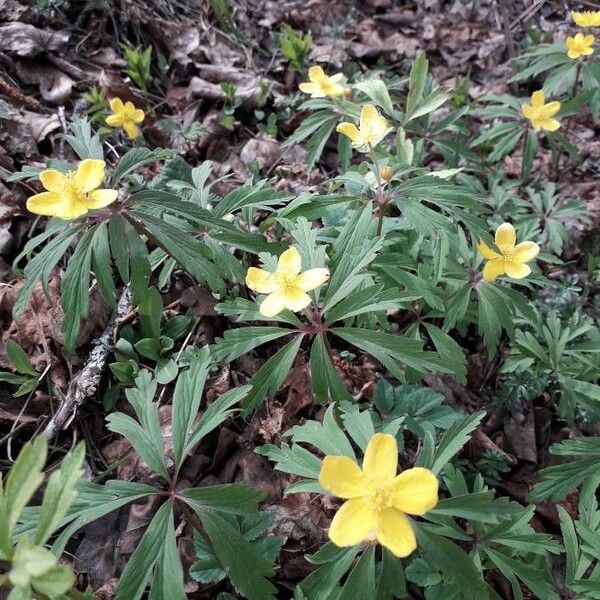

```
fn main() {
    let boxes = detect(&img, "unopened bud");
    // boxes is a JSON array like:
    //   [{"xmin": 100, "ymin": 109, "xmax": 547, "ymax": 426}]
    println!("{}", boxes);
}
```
[{"xmin": 380, "ymin": 166, "xmax": 393, "ymax": 182}]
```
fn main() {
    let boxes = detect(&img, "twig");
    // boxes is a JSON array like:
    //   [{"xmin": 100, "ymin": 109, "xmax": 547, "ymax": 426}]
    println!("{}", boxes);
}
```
[
  {"xmin": 0, "ymin": 77, "xmax": 41, "ymax": 111},
  {"xmin": 57, "ymin": 106, "xmax": 68, "ymax": 161},
  {"xmin": 43, "ymin": 287, "xmax": 133, "ymax": 440}
]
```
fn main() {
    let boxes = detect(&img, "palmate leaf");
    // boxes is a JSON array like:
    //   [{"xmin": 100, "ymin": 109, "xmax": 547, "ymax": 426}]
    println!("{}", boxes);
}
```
[
  {"xmin": 13, "ymin": 223, "xmax": 83, "ymax": 318},
  {"xmin": 34, "ymin": 442, "xmax": 85, "ymax": 546},
  {"xmin": 216, "ymin": 297, "xmax": 302, "ymax": 326},
  {"xmin": 242, "ymin": 334, "xmax": 304, "ymax": 412},
  {"xmin": 115, "ymin": 500, "xmax": 172, "ymax": 600},
  {"xmin": 110, "ymin": 147, "xmax": 170, "ymax": 186},
  {"xmin": 213, "ymin": 178, "xmax": 290, "ymax": 218},
  {"xmin": 331, "ymin": 327, "xmax": 447, "ymax": 377},
  {"xmin": 338, "ymin": 546, "xmax": 376, "ymax": 600},
  {"xmin": 171, "ymin": 349, "xmax": 211, "ymax": 471},
  {"xmin": 300, "ymin": 545, "xmax": 359, "ymax": 600},
  {"xmin": 310, "ymin": 335, "xmax": 353, "ymax": 404},
  {"xmin": 255, "ymin": 442, "xmax": 322, "ymax": 480},
  {"xmin": 181, "ymin": 484, "xmax": 266, "ymax": 517},
  {"xmin": 211, "ymin": 326, "xmax": 295, "ymax": 363},
  {"xmin": 416, "ymin": 526, "xmax": 497, "ymax": 599},
  {"xmin": 200, "ymin": 511, "xmax": 277, "ymax": 600}
]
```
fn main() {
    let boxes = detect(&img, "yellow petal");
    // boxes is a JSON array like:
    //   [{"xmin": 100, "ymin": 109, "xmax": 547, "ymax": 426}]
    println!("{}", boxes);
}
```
[
  {"xmin": 542, "ymin": 118, "xmax": 560, "ymax": 132},
  {"xmin": 505, "ymin": 261, "xmax": 532, "ymax": 279},
  {"xmin": 389, "ymin": 468, "xmax": 438, "ymax": 515},
  {"xmin": 362, "ymin": 433, "xmax": 397, "ymax": 482},
  {"xmin": 543, "ymin": 101, "xmax": 561, "ymax": 118},
  {"xmin": 299, "ymin": 82, "xmax": 323, "ymax": 97},
  {"xmin": 359, "ymin": 104, "xmax": 380, "ymax": 131},
  {"xmin": 521, "ymin": 105, "xmax": 534, "ymax": 120},
  {"xmin": 106, "ymin": 114, "xmax": 124, "ymax": 127},
  {"xmin": 319, "ymin": 455, "xmax": 367, "ymax": 498},
  {"xmin": 26, "ymin": 192, "xmax": 68, "ymax": 216},
  {"xmin": 123, "ymin": 121, "xmax": 140, "ymax": 139},
  {"xmin": 495, "ymin": 222, "xmax": 516, "ymax": 250},
  {"xmin": 512, "ymin": 241, "xmax": 540, "ymax": 263},
  {"xmin": 246, "ymin": 267, "xmax": 279, "ymax": 294},
  {"xmin": 482, "ymin": 258, "xmax": 506, "ymax": 283},
  {"xmin": 76, "ymin": 159, "xmax": 106, "ymax": 193},
  {"xmin": 477, "ymin": 240, "xmax": 500, "ymax": 260},
  {"xmin": 336, "ymin": 123, "xmax": 360, "ymax": 142},
  {"xmin": 584, "ymin": 35, "xmax": 595, "ymax": 45},
  {"xmin": 283, "ymin": 288, "xmax": 312, "ymax": 312},
  {"xmin": 375, "ymin": 508, "xmax": 416, "ymax": 558},
  {"xmin": 259, "ymin": 291, "xmax": 287, "ymax": 317},
  {"xmin": 85, "ymin": 189, "xmax": 118, "ymax": 209},
  {"xmin": 329, "ymin": 498, "xmax": 376, "ymax": 547},
  {"xmin": 296, "ymin": 268, "xmax": 330, "ymax": 292},
  {"xmin": 27, "ymin": 192, "xmax": 87, "ymax": 220},
  {"xmin": 132, "ymin": 109, "xmax": 145, "ymax": 123},
  {"xmin": 277, "ymin": 247, "xmax": 302, "ymax": 275},
  {"xmin": 39, "ymin": 169, "xmax": 66, "ymax": 192},
  {"xmin": 109, "ymin": 97, "xmax": 124, "ymax": 113},
  {"xmin": 308, "ymin": 66, "xmax": 326, "ymax": 83},
  {"xmin": 530, "ymin": 90, "xmax": 545, "ymax": 108}
]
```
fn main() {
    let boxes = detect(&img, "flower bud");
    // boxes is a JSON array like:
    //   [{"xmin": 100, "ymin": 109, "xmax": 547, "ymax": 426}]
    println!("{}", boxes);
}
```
[{"xmin": 380, "ymin": 166, "xmax": 393, "ymax": 182}]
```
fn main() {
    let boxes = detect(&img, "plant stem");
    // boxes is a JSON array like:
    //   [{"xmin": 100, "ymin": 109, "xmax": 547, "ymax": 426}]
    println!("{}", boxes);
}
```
[{"xmin": 368, "ymin": 143, "xmax": 386, "ymax": 236}]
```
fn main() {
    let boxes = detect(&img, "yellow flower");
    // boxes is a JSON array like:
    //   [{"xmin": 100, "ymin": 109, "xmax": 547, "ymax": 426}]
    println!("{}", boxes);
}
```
[
  {"xmin": 319, "ymin": 433, "xmax": 438, "ymax": 558},
  {"xmin": 106, "ymin": 98, "xmax": 145, "ymax": 139},
  {"xmin": 572, "ymin": 11, "xmax": 600, "ymax": 27},
  {"xmin": 565, "ymin": 32, "xmax": 595, "ymax": 59},
  {"xmin": 299, "ymin": 66, "xmax": 348, "ymax": 98},
  {"xmin": 478, "ymin": 222, "xmax": 540, "ymax": 283},
  {"xmin": 26, "ymin": 160, "xmax": 118, "ymax": 220},
  {"xmin": 245, "ymin": 247, "xmax": 329, "ymax": 317},
  {"xmin": 336, "ymin": 104, "xmax": 390, "ymax": 152},
  {"xmin": 521, "ymin": 90, "xmax": 560, "ymax": 132}
]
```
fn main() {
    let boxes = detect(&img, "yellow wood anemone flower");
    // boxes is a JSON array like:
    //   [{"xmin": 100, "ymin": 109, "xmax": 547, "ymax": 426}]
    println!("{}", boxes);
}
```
[
  {"xmin": 245, "ymin": 247, "xmax": 329, "ymax": 318},
  {"xmin": 26, "ymin": 160, "xmax": 118, "ymax": 221},
  {"xmin": 319, "ymin": 433, "xmax": 438, "ymax": 557},
  {"xmin": 572, "ymin": 11, "xmax": 600, "ymax": 27},
  {"xmin": 299, "ymin": 66, "xmax": 348, "ymax": 98},
  {"xmin": 478, "ymin": 222, "xmax": 540, "ymax": 283},
  {"xmin": 336, "ymin": 104, "xmax": 390, "ymax": 152},
  {"xmin": 565, "ymin": 33, "xmax": 595, "ymax": 59},
  {"xmin": 521, "ymin": 90, "xmax": 560, "ymax": 132},
  {"xmin": 106, "ymin": 98, "xmax": 145, "ymax": 139}
]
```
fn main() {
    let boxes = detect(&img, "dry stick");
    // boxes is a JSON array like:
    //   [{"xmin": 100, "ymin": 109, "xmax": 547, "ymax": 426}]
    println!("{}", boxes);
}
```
[{"xmin": 43, "ymin": 286, "xmax": 133, "ymax": 440}]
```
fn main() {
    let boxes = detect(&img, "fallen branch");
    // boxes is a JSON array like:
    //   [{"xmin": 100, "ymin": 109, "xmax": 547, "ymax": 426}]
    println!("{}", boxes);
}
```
[{"xmin": 43, "ymin": 287, "xmax": 133, "ymax": 440}]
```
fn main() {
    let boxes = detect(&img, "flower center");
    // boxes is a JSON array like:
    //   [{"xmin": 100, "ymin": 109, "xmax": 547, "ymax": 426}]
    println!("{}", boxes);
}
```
[
  {"xmin": 63, "ymin": 172, "xmax": 87, "ymax": 203},
  {"xmin": 370, "ymin": 484, "xmax": 394, "ymax": 511},
  {"xmin": 122, "ymin": 106, "xmax": 137, "ymax": 122},
  {"xmin": 275, "ymin": 272, "xmax": 300, "ymax": 293}
]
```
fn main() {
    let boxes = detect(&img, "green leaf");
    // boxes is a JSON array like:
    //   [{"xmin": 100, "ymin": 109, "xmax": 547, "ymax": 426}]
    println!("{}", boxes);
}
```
[
  {"xmin": 201, "ymin": 511, "xmax": 277, "ymax": 600},
  {"xmin": 211, "ymin": 327, "xmax": 294, "ymax": 363},
  {"xmin": 417, "ymin": 412, "xmax": 485, "ymax": 474},
  {"xmin": 181, "ymin": 484, "xmax": 265, "ymax": 516},
  {"xmin": 111, "ymin": 148, "xmax": 169, "ymax": 186},
  {"xmin": 5, "ymin": 340, "xmax": 37, "ymax": 376},
  {"xmin": 353, "ymin": 79, "xmax": 394, "ymax": 116},
  {"xmin": 376, "ymin": 548, "xmax": 406, "ymax": 599},
  {"xmin": 115, "ymin": 500, "xmax": 171, "ymax": 600},
  {"xmin": 287, "ymin": 405, "xmax": 355, "ymax": 458},
  {"xmin": 172, "ymin": 349, "xmax": 211, "ymax": 470},
  {"xmin": 484, "ymin": 547, "xmax": 559, "ymax": 600},
  {"xmin": 148, "ymin": 504, "xmax": 186, "ymax": 600},
  {"xmin": 91, "ymin": 222, "xmax": 117, "ymax": 308},
  {"xmin": 299, "ymin": 545, "xmax": 358, "ymax": 600},
  {"xmin": 243, "ymin": 334, "xmax": 304, "ymax": 412},
  {"xmin": 423, "ymin": 323, "xmax": 467, "ymax": 385},
  {"xmin": 64, "ymin": 118, "xmax": 103, "ymax": 159},
  {"xmin": 416, "ymin": 526, "xmax": 490, "ymax": 598},
  {"xmin": 256, "ymin": 443, "xmax": 322, "ymax": 480},
  {"xmin": 34, "ymin": 443, "xmax": 85, "ymax": 546},
  {"xmin": 331, "ymin": 327, "xmax": 446, "ymax": 376},
  {"xmin": 61, "ymin": 226, "xmax": 97, "ymax": 349},
  {"xmin": 13, "ymin": 224, "xmax": 82, "ymax": 318},
  {"xmin": 339, "ymin": 546, "xmax": 375, "ymax": 600},
  {"xmin": 185, "ymin": 386, "xmax": 250, "ymax": 458},
  {"xmin": 406, "ymin": 51, "xmax": 428, "ymax": 119},
  {"xmin": 309, "ymin": 335, "xmax": 353, "ymax": 404},
  {"xmin": 31, "ymin": 564, "xmax": 75, "ymax": 597},
  {"xmin": 3, "ymin": 437, "xmax": 47, "ymax": 541}
]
